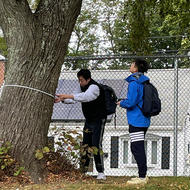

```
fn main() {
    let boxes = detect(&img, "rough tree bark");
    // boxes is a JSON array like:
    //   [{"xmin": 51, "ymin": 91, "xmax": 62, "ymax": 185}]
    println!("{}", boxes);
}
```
[{"xmin": 0, "ymin": 0, "xmax": 82, "ymax": 183}]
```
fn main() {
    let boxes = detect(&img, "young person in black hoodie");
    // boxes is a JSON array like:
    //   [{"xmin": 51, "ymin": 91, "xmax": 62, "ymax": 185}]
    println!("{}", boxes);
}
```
[{"xmin": 55, "ymin": 69, "xmax": 107, "ymax": 180}]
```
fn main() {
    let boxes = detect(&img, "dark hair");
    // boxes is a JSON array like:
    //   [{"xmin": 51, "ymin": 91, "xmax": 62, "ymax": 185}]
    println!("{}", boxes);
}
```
[
  {"xmin": 77, "ymin": 69, "xmax": 91, "ymax": 80},
  {"xmin": 135, "ymin": 58, "xmax": 149, "ymax": 73}
]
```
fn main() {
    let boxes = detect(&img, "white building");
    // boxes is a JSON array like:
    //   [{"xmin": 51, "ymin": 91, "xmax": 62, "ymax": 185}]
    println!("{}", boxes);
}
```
[{"xmin": 50, "ymin": 69, "xmax": 190, "ymax": 177}]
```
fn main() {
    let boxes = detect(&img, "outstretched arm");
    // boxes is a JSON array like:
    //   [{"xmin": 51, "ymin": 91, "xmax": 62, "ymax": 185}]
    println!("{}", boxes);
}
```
[
  {"xmin": 55, "ymin": 84, "xmax": 100, "ymax": 103},
  {"xmin": 55, "ymin": 94, "xmax": 74, "ymax": 103}
]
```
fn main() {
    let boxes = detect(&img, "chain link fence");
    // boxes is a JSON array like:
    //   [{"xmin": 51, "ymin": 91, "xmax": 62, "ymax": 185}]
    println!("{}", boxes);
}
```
[
  {"xmin": 50, "ymin": 55, "xmax": 190, "ymax": 177},
  {"xmin": 0, "ymin": 54, "xmax": 190, "ymax": 177}
]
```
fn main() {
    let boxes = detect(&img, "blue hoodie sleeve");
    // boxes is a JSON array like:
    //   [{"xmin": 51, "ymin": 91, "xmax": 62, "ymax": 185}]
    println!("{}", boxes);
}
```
[{"xmin": 120, "ymin": 81, "xmax": 139, "ymax": 109}]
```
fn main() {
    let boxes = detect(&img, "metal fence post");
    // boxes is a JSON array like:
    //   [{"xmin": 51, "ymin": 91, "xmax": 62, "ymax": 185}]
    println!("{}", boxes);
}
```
[{"xmin": 173, "ymin": 57, "xmax": 179, "ymax": 176}]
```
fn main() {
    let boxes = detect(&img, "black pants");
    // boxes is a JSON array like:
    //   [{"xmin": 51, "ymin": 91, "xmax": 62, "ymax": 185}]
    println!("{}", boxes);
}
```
[
  {"xmin": 81, "ymin": 118, "xmax": 106, "ymax": 173},
  {"xmin": 129, "ymin": 125, "xmax": 148, "ymax": 178}
]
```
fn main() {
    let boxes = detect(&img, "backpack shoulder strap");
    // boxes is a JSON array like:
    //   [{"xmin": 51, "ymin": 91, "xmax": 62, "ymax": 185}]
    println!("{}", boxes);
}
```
[{"xmin": 136, "ymin": 80, "xmax": 149, "ymax": 111}]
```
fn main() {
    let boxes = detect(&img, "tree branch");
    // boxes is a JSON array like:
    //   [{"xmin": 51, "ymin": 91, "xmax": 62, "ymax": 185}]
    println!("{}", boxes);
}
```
[
  {"xmin": 34, "ymin": 0, "xmax": 82, "ymax": 44},
  {"xmin": 0, "ymin": 0, "xmax": 33, "ymax": 30},
  {"xmin": 35, "ymin": 0, "xmax": 53, "ymax": 14},
  {"xmin": 35, "ymin": 0, "xmax": 82, "ymax": 20}
]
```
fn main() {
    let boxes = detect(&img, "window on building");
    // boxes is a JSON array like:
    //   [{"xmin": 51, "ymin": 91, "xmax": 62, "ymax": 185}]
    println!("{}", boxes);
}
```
[
  {"xmin": 151, "ymin": 141, "xmax": 157, "ymax": 164},
  {"xmin": 123, "ymin": 141, "xmax": 128, "ymax": 164},
  {"xmin": 112, "ymin": 135, "xmax": 169, "ymax": 169},
  {"xmin": 123, "ymin": 140, "xmax": 157, "ymax": 166}
]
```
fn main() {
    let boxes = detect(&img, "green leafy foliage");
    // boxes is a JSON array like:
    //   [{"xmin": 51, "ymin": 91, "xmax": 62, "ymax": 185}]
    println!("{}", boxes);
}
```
[
  {"xmin": 114, "ymin": 0, "xmax": 190, "ymax": 68},
  {"xmin": 36, "ymin": 127, "xmax": 105, "ymax": 174},
  {"xmin": 35, "ymin": 147, "xmax": 50, "ymax": 160},
  {"xmin": 0, "ymin": 37, "xmax": 7, "ymax": 56},
  {"xmin": 0, "ymin": 142, "xmax": 14, "ymax": 170},
  {"xmin": 27, "ymin": 0, "xmax": 40, "ymax": 11},
  {"xmin": 66, "ymin": 0, "xmax": 100, "ymax": 69},
  {"xmin": 0, "ymin": 142, "xmax": 24, "ymax": 177},
  {"xmin": 1, "ymin": 0, "xmax": 189, "ymax": 69},
  {"xmin": 66, "ymin": 0, "xmax": 190, "ymax": 69},
  {"xmin": 33, "ymin": 127, "xmax": 84, "ymax": 174},
  {"xmin": 13, "ymin": 166, "xmax": 25, "ymax": 177}
]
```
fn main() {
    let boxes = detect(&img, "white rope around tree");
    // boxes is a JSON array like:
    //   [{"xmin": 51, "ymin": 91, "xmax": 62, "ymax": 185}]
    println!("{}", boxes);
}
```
[{"xmin": 3, "ymin": 84, "xmax": 55, "ymax": 98}]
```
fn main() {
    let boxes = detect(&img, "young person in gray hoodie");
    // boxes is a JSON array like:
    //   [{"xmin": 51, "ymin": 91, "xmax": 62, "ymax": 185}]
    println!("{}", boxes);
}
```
[{"xmin": 55, "ymin": 69, "xmax": 107, "ymax": 180}]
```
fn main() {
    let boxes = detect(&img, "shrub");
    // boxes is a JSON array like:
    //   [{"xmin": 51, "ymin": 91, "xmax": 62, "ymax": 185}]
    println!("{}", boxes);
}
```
[
  {"xmin": 0, "ymin": 142, "xmax": 24, "ymax": 180},
  {"xmin": 36, "ymin": 127, "xmax": 104, "ymax": 175}
]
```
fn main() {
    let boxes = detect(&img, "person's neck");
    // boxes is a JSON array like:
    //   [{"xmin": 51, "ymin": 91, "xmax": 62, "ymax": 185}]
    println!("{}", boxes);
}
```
[{"xmin": 132, "ymin": 72, "xmax": 144, "ymax": 75}]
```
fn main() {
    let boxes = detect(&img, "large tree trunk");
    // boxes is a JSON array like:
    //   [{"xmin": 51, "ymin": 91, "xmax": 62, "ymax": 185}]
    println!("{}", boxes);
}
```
[{"xmin": 0, "ymin": 0, "xmax": 82, "ymax": 183}]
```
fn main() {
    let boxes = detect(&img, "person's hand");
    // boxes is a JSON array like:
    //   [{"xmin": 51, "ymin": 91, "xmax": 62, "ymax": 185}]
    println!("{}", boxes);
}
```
[
  {"xmin": 54, "ymin": 96, "xmax": 61, "ymax": 103},
  {"xmin": 55, "ymin": 94, "xmax": 74, "ymax": 101},
  {"xmin": 56, "ymin": 94, "xmax": 65, "ymax": 100},
  {"xmin": 116, "ymin": 101, "xmax": 121, "ymax": 106}
]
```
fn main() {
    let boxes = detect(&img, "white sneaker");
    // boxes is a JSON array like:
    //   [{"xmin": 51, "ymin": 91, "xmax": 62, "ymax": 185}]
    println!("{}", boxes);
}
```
[
  {"xmin": 130, "ymin": 176, "xmax": 148, "ymax": 181},
  {"xmin": 127, "ymin": 177, "xmax": 148, "ymax": 185},
  {"xmin": 96, "ymin": 172, "xmax": 106, "ymax": 180},
  {"xmin": 131, "ymin": 177, "xmax": 138, "ymax": 181}
]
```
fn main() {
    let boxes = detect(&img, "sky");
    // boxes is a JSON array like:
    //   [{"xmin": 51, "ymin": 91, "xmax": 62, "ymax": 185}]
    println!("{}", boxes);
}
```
[
  {"xmin": 0, "ymin": 29, "xmax": 3, "ymax": 37},
  {"xmin": 0, "ymin": 54, "xmax": 5, "ymax": 60}
]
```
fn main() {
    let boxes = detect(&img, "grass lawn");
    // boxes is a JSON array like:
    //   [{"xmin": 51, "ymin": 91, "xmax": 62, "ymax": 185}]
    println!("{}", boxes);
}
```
[{"xmin": 0, "ymin": 176, "xmax": 190, "ymax": 190}]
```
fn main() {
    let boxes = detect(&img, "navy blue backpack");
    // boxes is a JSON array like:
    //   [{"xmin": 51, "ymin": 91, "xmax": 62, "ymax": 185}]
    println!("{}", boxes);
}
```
[{"xmin": 138, "ymin": 81, "xmax": 161, "ymax": 117}]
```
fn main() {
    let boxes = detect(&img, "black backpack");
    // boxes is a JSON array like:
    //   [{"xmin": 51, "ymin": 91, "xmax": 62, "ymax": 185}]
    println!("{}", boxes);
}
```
[
  {"xmin": 99, "ymin": 84, "xmax": 118, "ymax": 115},
  {"xmin": 138, "ymin": 81, "xmax": 161, "ymax": 117}
]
